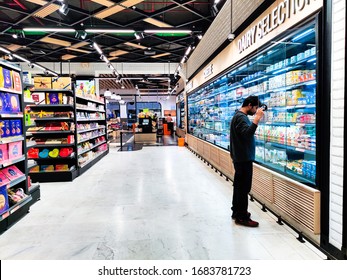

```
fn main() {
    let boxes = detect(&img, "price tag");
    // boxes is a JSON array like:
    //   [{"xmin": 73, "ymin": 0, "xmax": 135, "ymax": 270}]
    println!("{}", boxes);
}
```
[
  {"xmin": 11, "ymin": 205, "xmax": 20, "ymax": 214},
  {"xmin": 2, "ymin": 211, "xmax": 9, "ymax": 219}
]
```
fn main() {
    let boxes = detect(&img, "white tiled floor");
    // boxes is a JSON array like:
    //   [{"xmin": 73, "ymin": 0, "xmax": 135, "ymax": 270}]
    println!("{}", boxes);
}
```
[{"xmin": 0, "ymin": 146, "xmax": 326, "ymax": 260}]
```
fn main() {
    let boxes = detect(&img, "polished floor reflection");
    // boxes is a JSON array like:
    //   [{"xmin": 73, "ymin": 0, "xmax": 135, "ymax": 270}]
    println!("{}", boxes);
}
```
[{"xmin": 0, "ymin": 146, "xmax": 326, "ymax": 260}]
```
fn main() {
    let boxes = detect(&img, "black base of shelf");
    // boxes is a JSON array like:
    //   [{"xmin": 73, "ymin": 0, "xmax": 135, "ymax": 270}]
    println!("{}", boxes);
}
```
[
  {"xmin": 78, "ymin": 149, "xmax": 109, "ymax": 176},
  {"xmin": 29, "ymin": 168, "xmax": 78, "ymax": 182},
  {"xmin": 28, "ymin": 186, "xmax": 41, "ymax": 207},
  {"xmin": 0, "ymin": 201, "xmax": 31, "ymax": 235}
]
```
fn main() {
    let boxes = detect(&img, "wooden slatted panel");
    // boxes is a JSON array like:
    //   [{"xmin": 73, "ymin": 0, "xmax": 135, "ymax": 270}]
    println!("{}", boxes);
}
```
[
  {"xmin": 251, "ymin": 166, "xmax": 273, "ymax": 203},
  {"xmin": 34, "ymin": 3, "xmax": 59, "ymax": 18},
  {"xmin": 187, "ymin": 135, "xmax": 197, "ymax": 151},
  {"xmin": 209, "ymin": 145, "xmax": 219, "ymax": 166},
  {"xmin": 273, "ymin": 177, "xmax": 320, "ymax": 234},
  {"xmin": 197, "ymin": 139, "xmax": 204, "ymax": 154},
  {"xmin": 219, "ymin": 149, "xmax": 233, "ymax": 178},
  {"xmin": 203, "ymin": 142, "xmax": 210, "ymax": 159},
  {"xmin": 143, "ymin": 18, "xmax": 173, "ymax": 28}
]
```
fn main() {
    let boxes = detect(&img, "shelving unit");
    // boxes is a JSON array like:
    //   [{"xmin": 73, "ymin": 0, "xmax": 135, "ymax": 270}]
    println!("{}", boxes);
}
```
[
  {"xmin": 26, "ymin": 88, "xmax": 77, "ymax": 182},
  {"xmin": 0, "ymin": 60, "xmax": 37, "ymax": 233},
  {"xmin": 75, "ymin": 92, "xmax": 108, "ymax": 176}
]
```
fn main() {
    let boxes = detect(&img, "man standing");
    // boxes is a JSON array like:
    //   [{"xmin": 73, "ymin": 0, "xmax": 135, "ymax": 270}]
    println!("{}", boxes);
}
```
[{"xmin": 230, "ymin": 95, "xmax": 265, "ymax": 227}]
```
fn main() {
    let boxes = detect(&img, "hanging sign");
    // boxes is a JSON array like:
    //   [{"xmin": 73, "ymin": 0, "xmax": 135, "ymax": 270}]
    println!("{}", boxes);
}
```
[
  {"xmin": 203, "ymin": 64, "xmax": 213, "ymax": 78},
  {"xmin": 186, "ymin": 81, "xmax": 193, "ymax": 92},
  {"xmin": 238, "ymin": 0, "xmax": 318, "ymax": 54}
]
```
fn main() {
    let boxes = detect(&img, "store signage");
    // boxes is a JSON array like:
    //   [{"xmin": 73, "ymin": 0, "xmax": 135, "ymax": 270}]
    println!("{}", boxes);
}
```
[
  {"xmin": 186, "ymin": 81, "xmax": 193, "ymax": 92},
  {"xmin": 238, "ymin": 0, "xmax": 317, "ymax": 54},
  {"xmin": 203, "ymin": 64, "xmax": 213, "ymax": 78}
]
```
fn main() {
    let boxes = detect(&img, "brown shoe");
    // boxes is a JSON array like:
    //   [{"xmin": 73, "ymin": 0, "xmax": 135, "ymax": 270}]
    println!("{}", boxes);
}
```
[{"xmin": 235, "ymin": 218, "xmax": 259, "ymax": 227}]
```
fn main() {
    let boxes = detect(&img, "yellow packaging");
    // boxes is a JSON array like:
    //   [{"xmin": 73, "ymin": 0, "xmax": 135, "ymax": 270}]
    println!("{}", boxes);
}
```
[
  {"xmin": 52, "ymin": 77, "xmax": 71, "ymax": 90},
  {"xmin": 292, "ymin": 89, "xmax": 302, "ymax": 98},
  {"xmin": 34, "ymin": 77, "xmax": 52, "ymax": 88},
  {"xmin": 0, "ymin": 67, "xmax": 3, "ymax": 88}
]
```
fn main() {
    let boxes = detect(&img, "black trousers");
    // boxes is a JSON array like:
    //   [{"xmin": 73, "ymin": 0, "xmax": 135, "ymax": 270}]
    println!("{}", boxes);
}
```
[{"xmin": 232, "ymin": 161, "xmax": 253, "ymax": 219}]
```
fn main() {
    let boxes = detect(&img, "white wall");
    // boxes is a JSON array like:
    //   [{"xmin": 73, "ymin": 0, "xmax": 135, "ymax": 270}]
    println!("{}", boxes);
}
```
[{"xmin": 329, "ymin": 0, "xmax": 346, "ymax": 249}]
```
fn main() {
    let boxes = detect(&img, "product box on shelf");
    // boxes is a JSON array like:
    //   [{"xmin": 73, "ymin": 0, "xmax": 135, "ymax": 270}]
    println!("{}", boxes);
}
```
[
  {"xmin": 0, "ymin": 143, "xmax": 8, "ymax": 162},
  {"xmin": 2, "ymin": 165, "xmax": 24, "ymax": 180},
  {"xmin": 0, "ymin": 67, "xmax": 3, "ymax": 88},
  {"xmin": 2, "ymin": 67, "xmax": 12, "ymax": 89},
  {"xmin": 52, "ymin": 77, "xmax": 72, "ymax": 90},
  {"xmin": 0, "ymin": 184, "xmax": 9, "ymax": 216},
  {"xmin": 12, "ymin": 71, "xmax": 22, "ymax": 92},
  {"xmin": 9, "ymin": 93, "xmax": 20, "ymax": 112},
  {"xmin": 0, "ymin": 93, "xmax": 20, "ymax": 113},
  {"xmin": 0, "ymin": 120, "xmax": 11, "ymax": 138},
  {"xmin": 55, "ymin": 164, "xmax": 69, "ymax": 171},
  {"xmin": 41, "ymin": 165, "xmax": 54, "ymax": 172},
  {"xmin": 8, "ymin": 141, "xmax": 22, "ymax": 159},
  {"xmin": 0, "ymin": 170, "xmax": 10, "ymax": 185},
  {"xmin": 22, "ymin": 71, "xmax": 32, "ymax": 84},
  {"xmin": 46, "ymin": 92, "xmax": 62, "ymax": 104},
  {"xmin": 31, "ymin": 92, "xmax": 46, "ymax": 104},
  {"xmin": 0, "ymin": 92, "xmax": 10, "ymax": 113},
  {"xmin": 34, "ymin": 77, "xmax": 52, "ymax": 89}
]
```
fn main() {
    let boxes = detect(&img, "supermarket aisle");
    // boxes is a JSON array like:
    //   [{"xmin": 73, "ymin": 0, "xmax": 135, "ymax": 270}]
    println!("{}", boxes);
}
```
[{"xmin": 0, "ymin": 146, "xmax": 325, "ymax": 260}]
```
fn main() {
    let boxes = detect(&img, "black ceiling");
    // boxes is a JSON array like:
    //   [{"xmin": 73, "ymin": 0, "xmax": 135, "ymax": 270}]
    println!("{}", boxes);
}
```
[{"xmin": 0, "ymin": 0, "xmax": 226, "ymax": 64}]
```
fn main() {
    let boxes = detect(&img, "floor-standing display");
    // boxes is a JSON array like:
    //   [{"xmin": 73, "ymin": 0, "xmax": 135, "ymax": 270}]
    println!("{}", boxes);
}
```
[
  {"xmin": 75, "ymin": 92, "xmax": 108, "ymax": 175},
  {"xmin": 0, "ymin": 60, "xmax": 38, "ymax": 232},
  {"xmin": 26, "ymin": 88, "xmax": 77, "ymax": 182}
]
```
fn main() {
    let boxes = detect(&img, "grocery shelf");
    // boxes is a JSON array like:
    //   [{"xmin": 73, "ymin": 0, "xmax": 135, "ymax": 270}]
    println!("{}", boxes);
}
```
[
  {"xmin": 0, "ymin": 112, "xmax": 23, "ymax": 118},
  {"xmin": 77, "ymin": 126, "xmax": 106, "ymax": 133},
  {"xmin": 76, "ymin": 118, "xmax": 106, "ymax": 122},
  {"xmin": 7, "ymin": 175, "xmax": 26, "ymax": 189},
  {"xmin": 29, "ymin": 104, "xmax": 74, "ymax": 110},
  {"xmin": 29, "ymin": 167, "xmax": 78, "ymax": 182},
  {"xmin": 0, "ymin": 155, "xmax": 26, "ymax": 168},
  {"xmin": 78, "ymin": 149, "xmax": 109, "ymax": 176},
  {"xmin": 0, "ymin": 87, "xmax": 22, "ymax": 95},
  {"xmin": 75, "ymin": 95, "xmax": 105, "ymax": 104},
  {"xmin": 32, "ymin": 117, "xmax": 74, "ymax": 122},
  {"xmin": 0, "ymin": 196, "xmax": 32, "ymax": 222},
  {"xmin": 78, "ymin": 140, "xmax": 106, "ymax": 155},
  {"xmin": 77, "ymin": 133, "xmax": 106, "ymax": 144},
  {"xmin": 0, "ymin": 136, "xmax": 25, "ymax": 144}
]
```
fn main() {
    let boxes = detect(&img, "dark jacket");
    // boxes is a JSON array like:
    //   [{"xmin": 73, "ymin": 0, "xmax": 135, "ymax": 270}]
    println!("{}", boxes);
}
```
[{"xmin": 230, "ymin": 110, "xmax": 258, "ymax": 162}]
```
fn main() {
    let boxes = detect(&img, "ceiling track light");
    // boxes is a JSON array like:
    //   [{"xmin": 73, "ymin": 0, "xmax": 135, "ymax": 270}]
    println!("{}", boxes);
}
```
[
  {"xmin": 13, "ymin": 53, "xmax": 30, "ymax": 63},
  {"xmin": 23, "ymin": 27, "xmax": 75, "ymax": 32},
  {"xmin": 134, "ymin": 32, "xmax": 144, "ymax": 40},
  {"xmin": 93, "ymin": 42, "xmax": 103, "ymax": 54},
  {"xmin": 0, "ymin": 46, "xmax": 11, "ymax": 54},
  {"xmin": 185, "ymin": 46, "xmax": 192, "ymax": 56},
  {"xmin": 59, "ymin": 2, "xmax": 70, "ymax": 16},
  {"xmin": 144, "ymin": 29, "xmax": 192, "ymax": 34},
  {"xmin": 85, "ymin": 29, "xmax": 134, "ymax": 33}
]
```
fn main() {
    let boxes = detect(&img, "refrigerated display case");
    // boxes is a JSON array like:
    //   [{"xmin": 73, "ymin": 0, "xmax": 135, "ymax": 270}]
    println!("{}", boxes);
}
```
[{"xmin": 188, "ymin": 21, "xmax": 317, "ymax": 187}]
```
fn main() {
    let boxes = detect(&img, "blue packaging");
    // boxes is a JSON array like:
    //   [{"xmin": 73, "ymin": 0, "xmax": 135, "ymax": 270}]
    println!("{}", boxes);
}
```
[
  {"xmin": 0, "ymin": 185, "xmax": 9, "ymax": 216},
  {"xmin": 9, "ymin": 94, "xmax": 20, "ymax": 113},
  {"xmin": 0, "ymin": 92, "xmax": 11, "ymax": 113},
  {"xmin": 2, "ymin": 68, "xmax": 12, "ymax": 89},
  {"xmin": 3, "ymin": 120, "xmax": 11, "ymax": 138},
  {"xmin": 10, "ymin": 120, "xmax": 17, "ymax": 136},
  {"xmin": 15, "ymin": 120, "xmax": 22, "ymax": 136}
]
